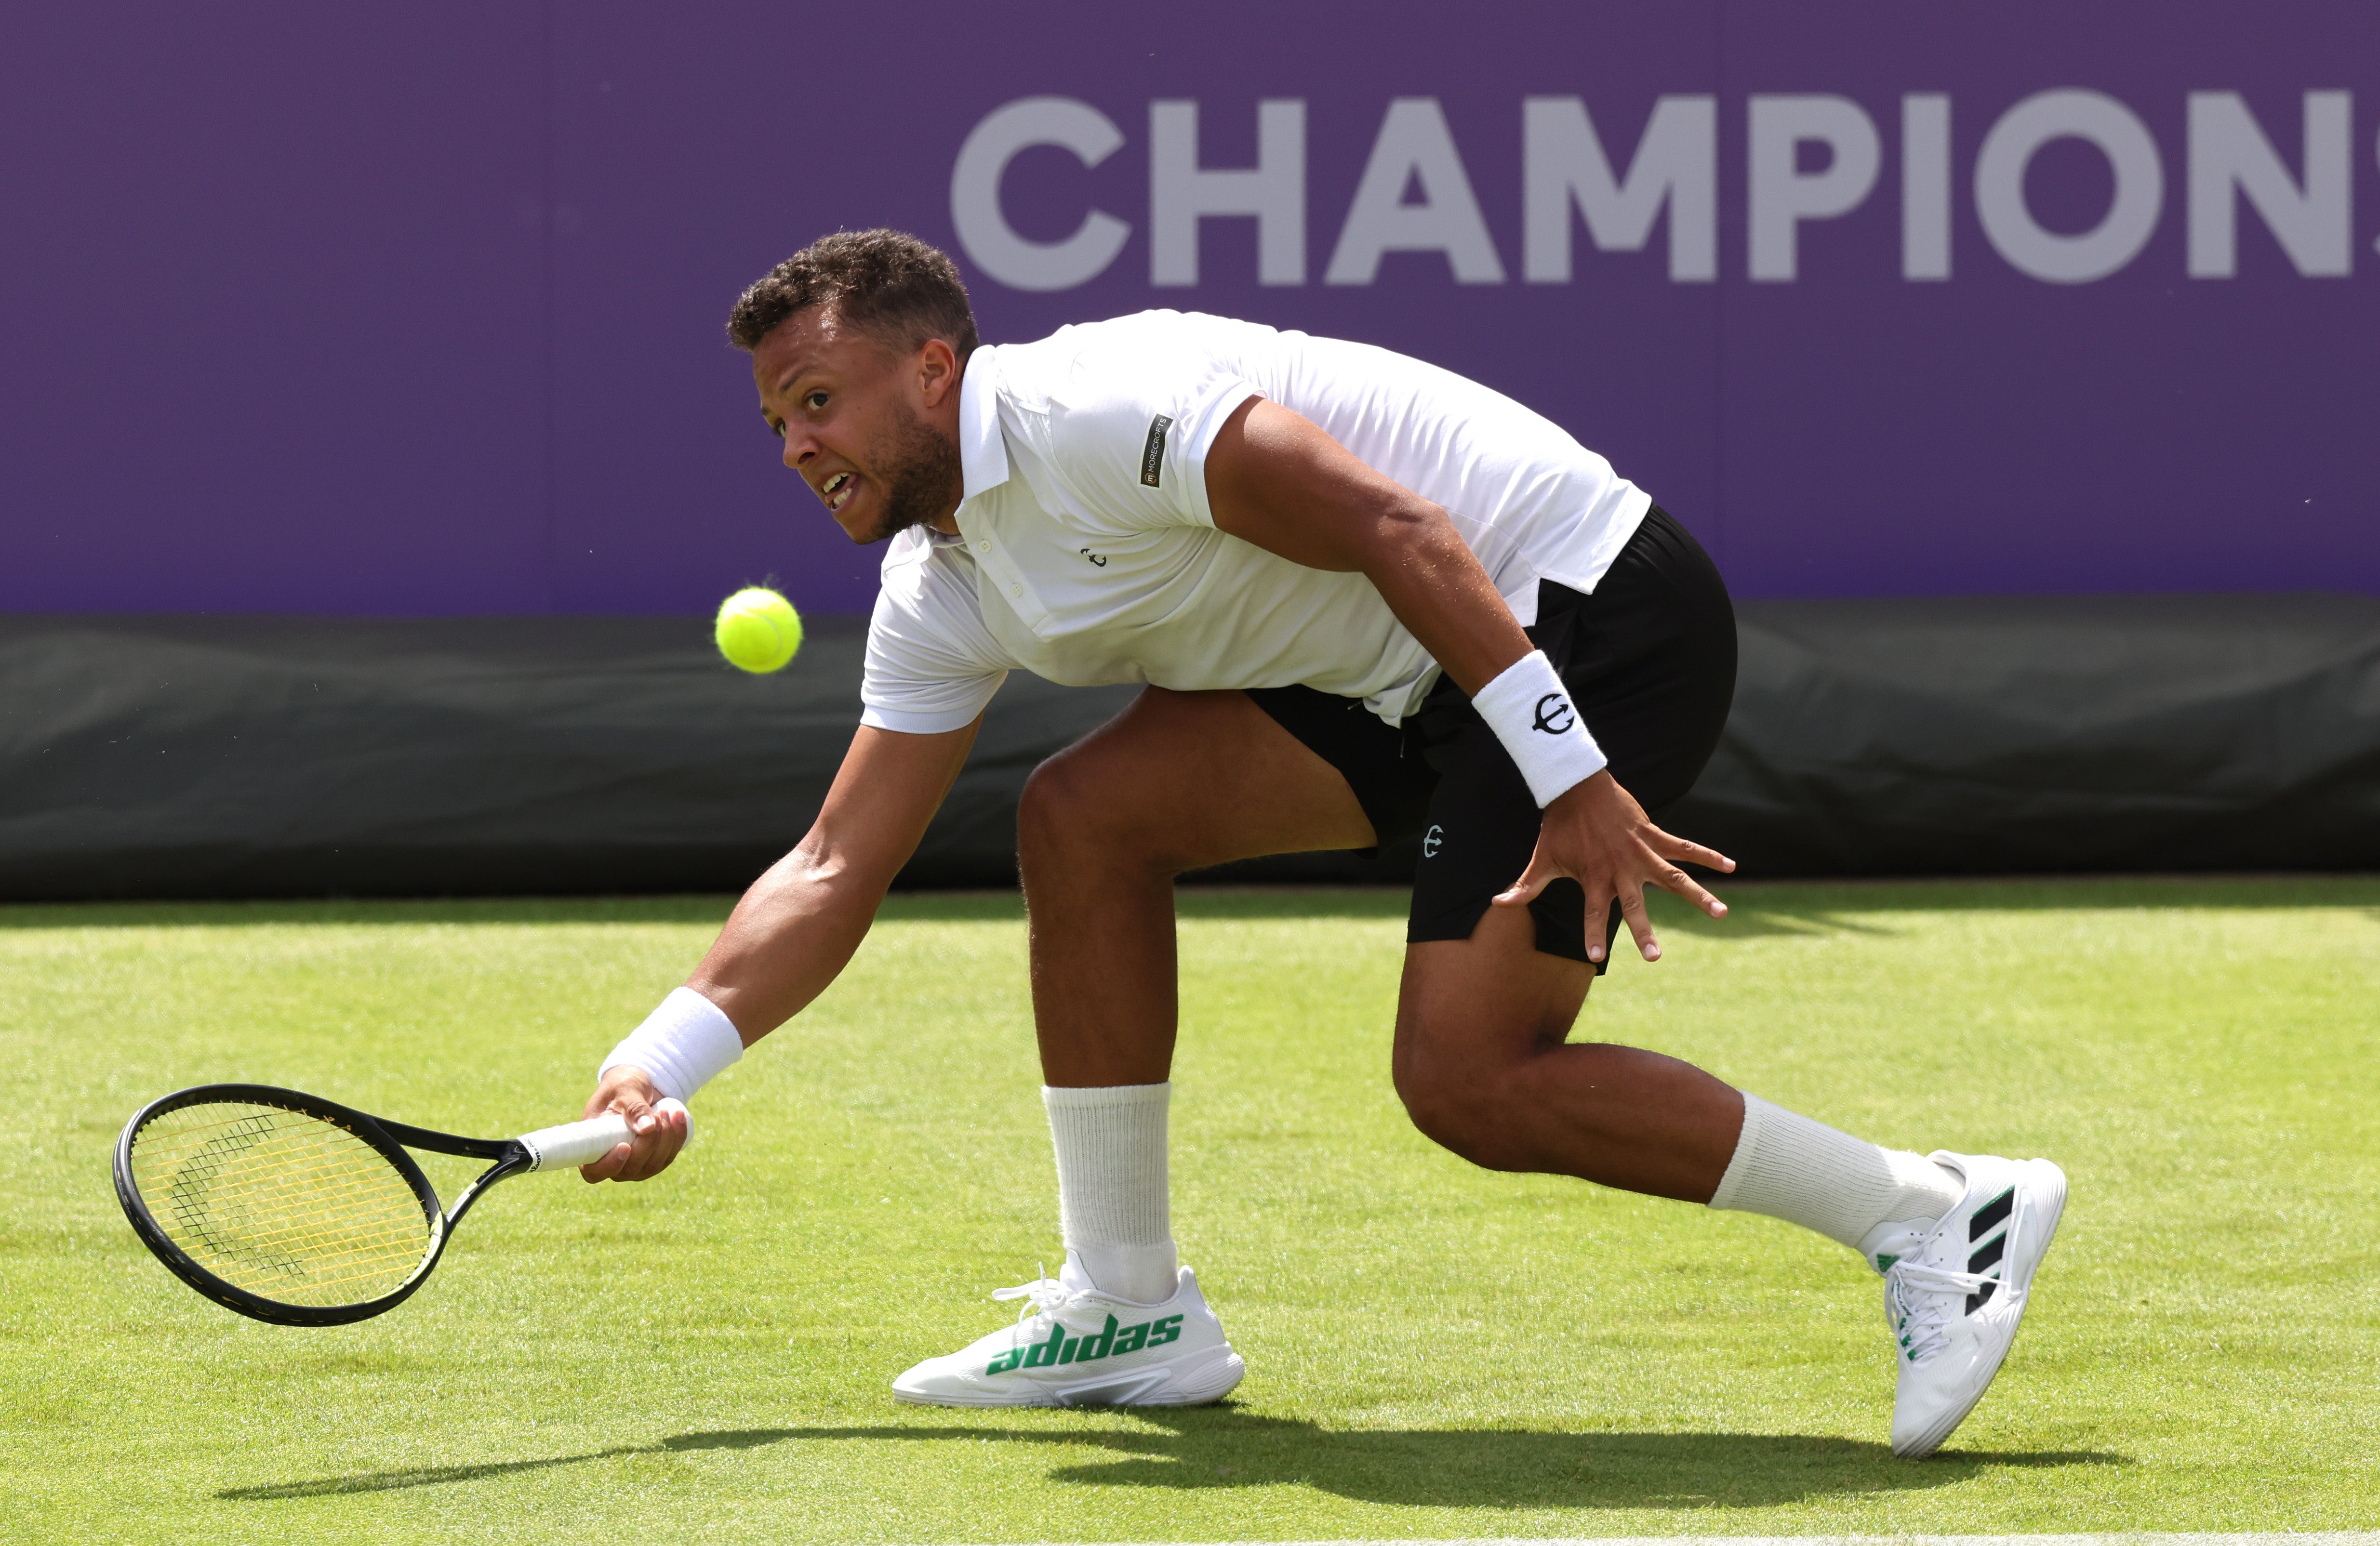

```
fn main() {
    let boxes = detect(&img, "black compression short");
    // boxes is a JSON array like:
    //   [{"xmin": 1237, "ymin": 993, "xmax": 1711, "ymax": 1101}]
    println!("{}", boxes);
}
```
[{"xmin": 1245, "ymin": 504, "xmax": 1737, "ymax": 969}]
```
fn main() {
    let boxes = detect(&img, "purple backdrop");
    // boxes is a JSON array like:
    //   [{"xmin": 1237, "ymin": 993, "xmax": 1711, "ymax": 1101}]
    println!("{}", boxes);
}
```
[{"xmin": 5, "ymin": 1, "xmax": 2375, "ymax": 617}]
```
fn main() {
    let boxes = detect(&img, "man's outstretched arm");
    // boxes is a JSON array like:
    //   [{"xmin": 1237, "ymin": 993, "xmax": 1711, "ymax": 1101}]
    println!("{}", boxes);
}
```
[
  {"xmin": 1202, "ymin": 396, "xmax": 1730, "ymax": 963},
  {"xmin": 580, "ymin": 716, "xmax": 981, "ymax": 1180}
]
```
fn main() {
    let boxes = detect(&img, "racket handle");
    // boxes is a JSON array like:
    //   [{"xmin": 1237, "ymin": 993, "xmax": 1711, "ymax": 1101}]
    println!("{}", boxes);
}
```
[{"xmin": 515, "ymin": 1101, "xmax": 691, "ymax": 1171}]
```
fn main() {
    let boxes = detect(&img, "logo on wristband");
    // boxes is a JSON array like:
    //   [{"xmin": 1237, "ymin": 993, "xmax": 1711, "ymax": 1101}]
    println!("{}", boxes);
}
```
[{"xmin": 1531, "ymin": 693, "xmax": 1576, "ymax": 735}]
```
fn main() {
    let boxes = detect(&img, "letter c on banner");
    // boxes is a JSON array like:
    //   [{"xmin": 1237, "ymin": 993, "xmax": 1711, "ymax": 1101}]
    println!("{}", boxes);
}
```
[
  {"xmin": 1975, "ymin": 89, "xmax": 2164, "ymax": 283},
  {"xmin": 951, "ymin": 97, "xmax": 1131, "ymax": 291}
]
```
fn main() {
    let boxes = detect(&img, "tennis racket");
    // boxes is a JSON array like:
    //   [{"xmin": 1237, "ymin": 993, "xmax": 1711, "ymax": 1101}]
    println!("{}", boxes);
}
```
[{"xmin": 112, "ymin": 1083, "xmax": 679, "ymax": 1326}]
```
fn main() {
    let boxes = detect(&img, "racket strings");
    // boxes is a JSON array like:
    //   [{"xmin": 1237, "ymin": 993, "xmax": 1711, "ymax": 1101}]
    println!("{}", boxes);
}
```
[{"xmin": 129, "ymin": 1104, "xmax": 436, "ymax": 1307}]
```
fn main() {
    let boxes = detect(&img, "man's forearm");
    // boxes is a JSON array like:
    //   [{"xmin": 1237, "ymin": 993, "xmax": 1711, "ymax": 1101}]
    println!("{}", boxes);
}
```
[
  {"xmin": 684, "ymin": 839, "xmax": 890, "ymax": 1042},
  {"xmin": 580, "ymin": 719, "xmax": 975, "ymax": 1181},
  {"xmin": 1358, "ymin": 505, "xmax": 1534, "ymax": 696}
]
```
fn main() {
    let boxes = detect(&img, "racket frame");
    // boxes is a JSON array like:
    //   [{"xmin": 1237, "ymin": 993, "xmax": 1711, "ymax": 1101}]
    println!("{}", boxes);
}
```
[{"xmin": 113, "ymin": 1083, "xmax": 532, "ymax": 1327}]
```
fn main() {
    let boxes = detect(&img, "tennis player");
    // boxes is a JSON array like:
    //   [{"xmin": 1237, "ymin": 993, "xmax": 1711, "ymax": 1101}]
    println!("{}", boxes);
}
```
[{"xmin": 582, "ymin": 229, "xmax": 2065, "ymax": 1458}]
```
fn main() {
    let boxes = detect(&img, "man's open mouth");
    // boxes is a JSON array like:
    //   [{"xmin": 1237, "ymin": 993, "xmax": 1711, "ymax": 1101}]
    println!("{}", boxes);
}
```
[{"xmin": 822, "ymin": 471, "xmax": 857, "ymax": 512}]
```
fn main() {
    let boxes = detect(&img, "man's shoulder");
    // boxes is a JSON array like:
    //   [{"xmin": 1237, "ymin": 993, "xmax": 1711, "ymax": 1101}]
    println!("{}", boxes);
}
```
[
  {"xmin": 867, "ymin": 528, "xmax": 1011, "ymax": 673},
  {"xmin": 875, "ymin": 527, "xmax": 973, "ymax": 597},
  {"xmin": 996, "ymin": 310, "xmax": 1286, "ymax": 381},
  {"xmin": 878, "ymin": 524, "xmax": 939, "ymax": 574}
]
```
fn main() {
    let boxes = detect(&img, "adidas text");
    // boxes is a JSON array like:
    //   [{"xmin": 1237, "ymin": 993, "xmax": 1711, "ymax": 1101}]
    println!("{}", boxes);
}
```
[{"xmin": 984, "ymin": 1313, "xmax": 1183, "ymax": 1374}]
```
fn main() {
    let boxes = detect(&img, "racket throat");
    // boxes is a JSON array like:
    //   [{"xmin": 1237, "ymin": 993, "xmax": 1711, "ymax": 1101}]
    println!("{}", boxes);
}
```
[{"xmin": 444, "ymin": 1153, "xmax": 531, "ymax": 1232}]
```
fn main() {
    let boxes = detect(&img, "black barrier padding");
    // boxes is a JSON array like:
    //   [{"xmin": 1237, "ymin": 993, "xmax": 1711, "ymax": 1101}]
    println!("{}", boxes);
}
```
[
  {"xmin": 2, "ymin": 595, "xmax": 2374, "ymax": 901},
  {"xmin": 1667, "ymin": 593, "xmax": 2380, "ymax": 876},
  {"xmin": 0, "ymin": 614, "xmax": 1116, "ymax": 899}
]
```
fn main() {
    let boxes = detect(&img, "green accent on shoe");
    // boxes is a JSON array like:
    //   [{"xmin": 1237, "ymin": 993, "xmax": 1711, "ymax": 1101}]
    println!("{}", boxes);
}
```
[
  {"xmin": 1020, "ymin": 1322, "xmax": 1066, "ymax": 1370},
  {"xmin": 984, "ymin": 1311, "xmax": 1165, "ymax": 1377}
]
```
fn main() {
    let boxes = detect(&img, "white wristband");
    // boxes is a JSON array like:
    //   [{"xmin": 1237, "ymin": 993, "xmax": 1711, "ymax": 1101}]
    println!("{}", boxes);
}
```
[
  {"xmin": 599, "ymin": 986, "xmax": 745, "ymax": 1103},
  {"xmin": 1470, "ymin": 649, "xmax": 1607, "ymax": 807}
]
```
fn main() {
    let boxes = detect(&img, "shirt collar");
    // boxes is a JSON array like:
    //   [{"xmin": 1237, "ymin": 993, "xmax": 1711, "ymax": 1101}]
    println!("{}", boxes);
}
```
[{"xmin": 956, "ymin": 344, "xmax": 1010, "ymax": 503}]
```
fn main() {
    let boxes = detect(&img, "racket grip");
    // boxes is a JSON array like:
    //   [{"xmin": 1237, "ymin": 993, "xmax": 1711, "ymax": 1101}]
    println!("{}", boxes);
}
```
[
  {"xmin": 516, "ymin": 1100, "xmax": 691, "ymax": 1171},
  {"xmin": 518, "ymin": 1114, "xmax": 630, "ymax": 1171}
]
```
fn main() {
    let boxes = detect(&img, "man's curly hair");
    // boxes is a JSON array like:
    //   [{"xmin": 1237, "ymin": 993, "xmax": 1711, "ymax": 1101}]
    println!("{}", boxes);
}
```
[{"xmin": 727, "ymin": 229, "xmax": 980, "ymax": 358}]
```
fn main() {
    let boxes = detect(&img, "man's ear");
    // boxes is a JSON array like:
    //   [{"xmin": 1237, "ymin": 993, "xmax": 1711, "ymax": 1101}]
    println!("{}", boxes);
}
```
[{"xmin": 915, "ymin": 337, "xmax": 960, "ymax": 410}]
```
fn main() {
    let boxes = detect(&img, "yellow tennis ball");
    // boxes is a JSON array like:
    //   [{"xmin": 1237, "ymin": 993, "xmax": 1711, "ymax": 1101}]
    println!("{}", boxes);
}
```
[{"xmin": 714, "ymin": 586, "xmax": 803, "ymax": 674}]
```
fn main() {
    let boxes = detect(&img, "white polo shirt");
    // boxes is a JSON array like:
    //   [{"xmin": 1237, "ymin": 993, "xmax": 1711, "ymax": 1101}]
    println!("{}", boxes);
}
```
[{"xmin": 860, "ymin": 310, "xmax": 1651, "ymax": 735}]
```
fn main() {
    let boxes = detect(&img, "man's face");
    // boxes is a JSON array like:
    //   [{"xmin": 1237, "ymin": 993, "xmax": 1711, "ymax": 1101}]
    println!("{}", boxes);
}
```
[{"xmin": 752, "ymin": 306, "xmax": 962, "ymax": 544}]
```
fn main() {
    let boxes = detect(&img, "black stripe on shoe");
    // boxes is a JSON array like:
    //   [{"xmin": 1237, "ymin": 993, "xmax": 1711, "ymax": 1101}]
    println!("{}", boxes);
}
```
[
  {"xmin": 1970, "ymin": 1186, "xmax": 2015, "ymax": 1240},
  {"xmin": 1968, "ymin": 1232, "xmax": 2007, "ymax": 1274}
]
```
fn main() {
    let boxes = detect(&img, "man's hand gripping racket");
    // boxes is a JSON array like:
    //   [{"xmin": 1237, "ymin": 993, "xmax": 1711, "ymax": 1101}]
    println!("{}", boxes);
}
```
[
  {"xmin": 112, "ymin": 1085, "xmax": 688, "ymax": 1326},
  {"xmin": 578, "ymin": 1066, "xmax": 690, "ymax": 1183}
]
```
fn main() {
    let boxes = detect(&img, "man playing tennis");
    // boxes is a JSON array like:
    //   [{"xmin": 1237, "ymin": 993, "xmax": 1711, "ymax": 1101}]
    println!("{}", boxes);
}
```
[{"xmin": 582, "ymin": 229, "xmax": 2066, "ymax": 1458}]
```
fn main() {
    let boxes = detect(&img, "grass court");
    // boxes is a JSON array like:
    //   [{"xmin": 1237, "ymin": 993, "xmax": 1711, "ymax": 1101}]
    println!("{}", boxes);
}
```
[{"xmin": 5, "ymin": 878, "xmax": 2376, "ymax": 1543}]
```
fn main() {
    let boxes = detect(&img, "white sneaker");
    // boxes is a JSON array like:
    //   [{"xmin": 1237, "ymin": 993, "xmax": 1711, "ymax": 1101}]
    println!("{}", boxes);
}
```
[
  {"xmin": 890, "ymin": 1258, "xmax": 1245, "ymax": 1409},
  {"xmin": 1865, "ymin": 1150, "xmax": 2068, "ymax": 1458}
]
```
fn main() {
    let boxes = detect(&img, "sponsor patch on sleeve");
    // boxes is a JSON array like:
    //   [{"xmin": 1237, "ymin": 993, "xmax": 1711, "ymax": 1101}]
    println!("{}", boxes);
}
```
[{"xmin": 1139, "ymin": 414, "xmax": 1173, "ymax": 488}]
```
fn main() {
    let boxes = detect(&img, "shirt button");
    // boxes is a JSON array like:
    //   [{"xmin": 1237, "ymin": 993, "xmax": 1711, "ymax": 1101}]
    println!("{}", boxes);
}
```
[
  {"xmin": 975, "ymin": 541, "xmax": 988, "ymax": 551},
  {"xmin": 1009, "ymin": 584, "xmax": 1023, "ymax": 597}
]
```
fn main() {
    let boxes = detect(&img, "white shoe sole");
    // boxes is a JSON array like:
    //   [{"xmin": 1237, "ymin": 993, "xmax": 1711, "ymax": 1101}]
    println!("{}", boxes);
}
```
[
  {"xmin": 1894, "ymin": 1158, "xmax": 2069, "ymax": 1458},
  {"xmin": 892, "ymin": 1344, "xmax": 1246, "ymax": 1410}
]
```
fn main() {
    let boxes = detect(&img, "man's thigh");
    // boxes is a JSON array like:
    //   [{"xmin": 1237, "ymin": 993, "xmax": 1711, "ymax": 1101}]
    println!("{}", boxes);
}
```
[
  {"xmin": 1395, "ymin": 900, "xmax": 1595, "ymax": 1082},
  {"xmin": 1027, "ymin": 686, "xmax": 1377, "ymax": 873}
]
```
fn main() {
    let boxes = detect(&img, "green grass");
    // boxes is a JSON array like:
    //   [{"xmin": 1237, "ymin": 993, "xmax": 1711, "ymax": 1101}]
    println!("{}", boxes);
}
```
[{"xmin": 4, "ymin": 878, "xmax": 2377, "ymax": 1543}]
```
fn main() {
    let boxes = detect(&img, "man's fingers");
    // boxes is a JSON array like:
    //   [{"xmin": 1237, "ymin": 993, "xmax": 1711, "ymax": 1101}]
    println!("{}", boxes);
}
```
[
  {"xmin": 1493, "ymin": 855, "xmax": 1562, "ymax": 908},
  {"xmin": 580, "ymin": 1084, "xmax": 651, "ymax": 1180},
  {"xmin": 1655, "ymin": 832, "xmax": 1737, "ymax": 877},
  {"xmin": 579, "ymin": 1075, "xmax": 679, "ymax": 1183},
  {"xmin": 1574, "ymin": 876, "xmax": 1616, "ymax": 962},
  {"xmin": 580, "ymin": 1140, "xmax": 632, "ymax": 1184},
  {"xmin": 610, "ymin": 1098, "xmax": 691, "ymax": 1183},
  {"xmin": 1617, "ymin": 884, "xmax": 1661, "ymax": 962},
  {"xmin": 1643, "ymin": 830, "xmax": 1733, "ymax": 915},
  {"xmin": 1653, "ymin": 863, "xmax": 1726, "ymax": 919}
]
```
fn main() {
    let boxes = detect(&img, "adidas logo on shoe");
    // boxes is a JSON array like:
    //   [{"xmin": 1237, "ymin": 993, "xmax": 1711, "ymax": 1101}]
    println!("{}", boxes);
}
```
[
  {"xmin": 891, "ymin": 1258, "xmax": 1244, "ymax": 1409},
  {"xmin": 983, "ymin": 1311, "xmax": 1183, "ymax": 1374}
]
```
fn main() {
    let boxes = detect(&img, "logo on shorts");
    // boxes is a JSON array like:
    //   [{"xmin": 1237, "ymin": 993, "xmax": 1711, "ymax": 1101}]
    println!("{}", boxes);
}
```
[
  {"xmin": 1531, "ymin": 693, "xmax": 1576, "ymax": 735},
  {"xmin": 1139, "ymin": 415, "xmax": 1173, "ymax": 488},
  {"xmin": 1423, "ymin": 824, "xmax": 1443, "ymax": 858}
]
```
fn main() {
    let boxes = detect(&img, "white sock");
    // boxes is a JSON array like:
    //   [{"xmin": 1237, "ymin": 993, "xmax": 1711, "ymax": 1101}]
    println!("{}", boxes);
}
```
[
  {"xmin": 1708, "ymin": 1092, "xmax": 1966, "ymax": 1259},
  {"xmin": 1042, "ymin": 1083, "xmax": 1179, "ymax": 1305}
]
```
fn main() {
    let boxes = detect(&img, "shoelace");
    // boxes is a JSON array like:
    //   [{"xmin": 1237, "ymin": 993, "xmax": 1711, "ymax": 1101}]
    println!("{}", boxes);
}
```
[
  {"xmin": 1882, "ymin": 1258, "xmax": 2000, "ymax": 1363},
  {"xmin": 990, "ymin": 1267, "xmax": 1093, "ymax": 1326}
]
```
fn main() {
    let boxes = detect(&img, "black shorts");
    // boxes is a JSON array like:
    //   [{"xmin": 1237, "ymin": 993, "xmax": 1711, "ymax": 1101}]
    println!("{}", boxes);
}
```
[{"xmin": 1246, "ymin": 505, "xmax": 1737, "ymax": 969}]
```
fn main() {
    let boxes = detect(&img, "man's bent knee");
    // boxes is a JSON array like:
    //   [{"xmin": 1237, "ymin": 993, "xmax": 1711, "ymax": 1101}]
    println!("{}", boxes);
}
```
[
  {"xmin": 1017, "ymin": 748, "xmax": 1179, "ymax": 881},
  {"xmin": 1393, "ymin": 1059, "xmax": 1534, "ymax": 1173},
  {"xmin": 1019, "ymin": 751, "xmax": 1112, "ymax": 852}
]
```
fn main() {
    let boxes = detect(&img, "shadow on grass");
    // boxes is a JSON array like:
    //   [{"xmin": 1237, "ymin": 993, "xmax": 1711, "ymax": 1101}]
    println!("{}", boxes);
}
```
[{"xmin": 218, "ymin": 1408, "xmax": 2126, "ymax": 1508}]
